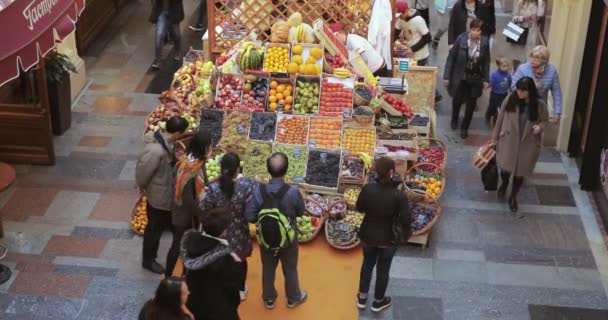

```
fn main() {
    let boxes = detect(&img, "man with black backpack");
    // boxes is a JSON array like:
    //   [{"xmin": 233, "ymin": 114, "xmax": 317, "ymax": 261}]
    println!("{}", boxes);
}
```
[{"xmin": 246, "ymin": 152, "xmax": 308, "ymax": 310}]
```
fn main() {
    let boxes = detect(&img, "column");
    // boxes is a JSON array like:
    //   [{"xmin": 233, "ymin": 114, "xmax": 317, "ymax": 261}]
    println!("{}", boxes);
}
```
[
  {"xmin": 56, "ymin": 31, "xmax": 87, "ymax": 104},
  {"xmin": 547, "ymin": 0, "xmax": 592, "ymax": 151}
]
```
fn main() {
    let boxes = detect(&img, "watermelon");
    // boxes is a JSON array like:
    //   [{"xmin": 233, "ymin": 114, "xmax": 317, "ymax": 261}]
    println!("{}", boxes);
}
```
[{"xmin": 239, "ymin": 48, "xmax": 262, "ymax": 72}]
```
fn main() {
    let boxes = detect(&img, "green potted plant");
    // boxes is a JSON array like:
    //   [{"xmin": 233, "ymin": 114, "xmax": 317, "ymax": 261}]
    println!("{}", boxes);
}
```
[{"xmin": 45, "ymin": 51, "xmax": 76, "ymax": 135}]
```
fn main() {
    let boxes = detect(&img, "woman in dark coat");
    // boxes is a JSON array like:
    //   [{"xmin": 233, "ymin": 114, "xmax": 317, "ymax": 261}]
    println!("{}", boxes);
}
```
[
  {"xmin": 492, "ymin": 77, "xmax": 548, "ymax": 217},
  {"xmin": 166, "ymin": 130, "xmax": 213, "ymax": 278},
  {"xmin": 355, "ymin": 157, "xmax": 411, "ymax": 313},
  {"xmin": 448, "ymin": 0, "xmax": 495, "ymax": 46},
  {"xmin": 182, "ymin": 207, "xmax": 243, "ymax": 320},
  {"xmin": 200, "ymin": 153, "xmax": 256, "ymax": 300},
  {"xmin": 443, "ymin": 19, "xmax": 491, "ymax": 139},
  {"xmin": 149, "ymin": 0, "xmax": 185, "ymax": 68}
]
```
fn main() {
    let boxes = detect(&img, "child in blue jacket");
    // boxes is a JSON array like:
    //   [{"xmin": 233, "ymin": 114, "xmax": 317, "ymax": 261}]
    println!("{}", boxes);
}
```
[{"xmin": 486, "ymin": 57, "xmax": 512, "ymax": 126}]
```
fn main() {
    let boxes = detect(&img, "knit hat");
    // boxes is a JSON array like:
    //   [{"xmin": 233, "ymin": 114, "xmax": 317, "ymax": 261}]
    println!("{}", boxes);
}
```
[{"xmin": 396, "ymin": 1, "xmax": 408, "ymax": 13}]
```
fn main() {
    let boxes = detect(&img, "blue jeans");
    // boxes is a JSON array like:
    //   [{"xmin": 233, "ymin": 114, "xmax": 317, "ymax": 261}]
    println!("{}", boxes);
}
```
[
  {"xmin": 358, "ymin": 243, "xmax": 397, "ymax": 300},
  {"xmin": 155, "ymin": 13, "xmax": 181, "ymax": 59}
]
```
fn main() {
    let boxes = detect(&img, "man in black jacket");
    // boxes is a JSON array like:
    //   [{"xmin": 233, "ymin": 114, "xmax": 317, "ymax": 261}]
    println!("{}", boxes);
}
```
[{"xmin": 149, "ymin": 0, "xmax": 185, "ymax": 69}]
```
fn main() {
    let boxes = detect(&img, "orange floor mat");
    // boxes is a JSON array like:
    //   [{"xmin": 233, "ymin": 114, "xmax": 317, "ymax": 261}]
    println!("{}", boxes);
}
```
[{"xmin": 175, "ymin": 236, "xmax": 362, "ymax": 320}]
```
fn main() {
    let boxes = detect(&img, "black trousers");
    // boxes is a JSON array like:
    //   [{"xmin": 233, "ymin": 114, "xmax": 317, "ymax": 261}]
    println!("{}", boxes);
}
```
[
  {"xmin": 142, "ymin": 203, "xmax": 172, "ymax": 264},
  {"xmin": 486, "ymin": 92, "xmax": 507, "ymax": 123},
  {"xmin": 452, "ymin": 80, "xmax": 479, "ymax": 130},
  {"xmin": 165, "ymin": 224, "xmax": 190, "ymax": 277},
  {"xmin": 240, "ymin": 259, "xmax": 248, "ymax": 291},
  {"xmin": 358, "ymin": 243, "xmax": 397, "ymax": 300}
]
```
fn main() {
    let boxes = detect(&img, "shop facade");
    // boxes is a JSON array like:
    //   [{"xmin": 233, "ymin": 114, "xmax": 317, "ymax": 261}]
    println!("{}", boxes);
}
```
[{"xmin": 566, "ymin": 0, "xmax": 608, "ymax": 225}]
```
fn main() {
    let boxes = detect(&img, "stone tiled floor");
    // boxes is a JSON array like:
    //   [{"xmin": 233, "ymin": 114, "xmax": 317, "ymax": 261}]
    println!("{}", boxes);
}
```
[{"xmin": 1, "ymin": 1, "xmax": 608, "ymax": 320}]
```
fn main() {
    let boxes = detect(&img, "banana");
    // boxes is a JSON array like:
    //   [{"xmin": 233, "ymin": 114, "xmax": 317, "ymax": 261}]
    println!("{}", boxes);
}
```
[
  {"xmin": 333, "ymin": 68, "xmax": 351, "ymax": 78},
  {"xmin": 357, "ymin": 152, "xmax": 372, "ymax": 169},
  {"xmin": 296, "ymin": 25, "xmax": 305, "ymax": 42}
]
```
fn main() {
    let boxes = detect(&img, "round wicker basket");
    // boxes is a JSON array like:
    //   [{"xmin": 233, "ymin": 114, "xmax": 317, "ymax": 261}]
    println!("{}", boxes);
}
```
[
  {"xmin": 403, "ymin": 162, "xmax": 446, "ymax": 203},
  {"xmin": 410, "ymin": 193, "xmax": 442, "ymax": 236}
]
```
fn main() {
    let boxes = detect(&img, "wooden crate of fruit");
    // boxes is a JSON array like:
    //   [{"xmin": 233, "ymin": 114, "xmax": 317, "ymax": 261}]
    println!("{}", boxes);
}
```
[
  {"xmin": 218, "ymin": 110, "xmax": 251, "ymax": 152},
  {"xmin": 303, "ymin": 148, "xmax": 342, "ymax": 191},
  {"xmin": 130, "ymin": 194, "xmax": 147, "ymax": 236},
  {"xmin": 267, "ymin": 77, "xmax": 294, "ymax": 112},
  {"xmin": 272, "ymin": 143, "xmax": 309, "ymax": 184},
  {"xmin": 275, "ymin": 113, "xmax": 310, "ymax": 145},
  {"xmin": 242, "ymin": 141, "xmax": 273, "ymax": 182},
  {"xmin": 240, "ymin": 72, "xmax": 270, "ymax": 111},
  {"xmin": 215, "ymin": 73, "xmax": 244, "ymax": 110},
  {"xmin": 293, "ymin": 75, "xmax": 321, "ymax": 114},
  {"xmin": 320, "ymin": 76, "xmax": 355, "ymax": 118},
  {"xmin": 290, "ymin": 43, "xmax": 324, "ymax": 76},
  {"xmin": 339, "ymin": 155, "xmax": 367, "ymax": 187},
  {"xmin": 248, "ymin": 111, "xmax": 277, "ymax": 142},
  {"xmin": 263, "ymin": 43, "xmax": 291, "ymax": 73},
  {"xmin": 342, "ymin": 125, "xmax": 376, "ymax": 161},
  {"xmin": 308, "ymin": 116, "xmax": 343, "ymax": 150}
]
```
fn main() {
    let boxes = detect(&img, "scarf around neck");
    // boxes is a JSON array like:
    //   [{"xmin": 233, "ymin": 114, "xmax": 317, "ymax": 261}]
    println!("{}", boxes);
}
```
[{"xmin": 174, "ymin": 154, "xmax": 206, "ymax": 205}]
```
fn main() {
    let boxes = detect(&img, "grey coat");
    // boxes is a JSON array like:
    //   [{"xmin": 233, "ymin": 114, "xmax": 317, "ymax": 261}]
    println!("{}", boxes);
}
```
[
  {"xmin": 135, "ymin": 132, "xmax": 175, "ymax": 211},
  {"xmin": 492, "ymin": 96, "xmax": 549, "ymax": 177},
  {"xmin": 443, "ymin": 32, "xmax": 491, "ymax": 97}
]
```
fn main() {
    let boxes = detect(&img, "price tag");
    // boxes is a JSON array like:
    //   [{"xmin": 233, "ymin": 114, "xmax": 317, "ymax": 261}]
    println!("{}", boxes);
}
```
[
  {"xmin": 320, "ymin": 152, "xmax": 328, "ymax": 162},
  {"xmin": 280, "ymin": 128, "xmax": 285, "ymax": 135},
  {"xmin": 310, "ymin": 139, "xmax": 317, "ymax": 148},
  {"xmin": 343, "ymin": 108, "xmax": 351, "ymax": 117},
  {"xmin": 293, "ymin": 149, "xmax": 301, "ymax": 158},
  {"xmin": 416, "ymin": 214, "xmax": 426, "ymax": 223},
  {"xmin": 343, "ymin": 150, "xmax": 350, "ymax": 156},
  {"xmin": 293, "ymin": 177, "xmax": 304, "ymax": 183},
  {"xmin": 278, "ymin": 102, "xmax": 284, "ymax": 112},
  {"xmin": 237, "ymin": 124, "xmax": 245, "ymax": 134}
]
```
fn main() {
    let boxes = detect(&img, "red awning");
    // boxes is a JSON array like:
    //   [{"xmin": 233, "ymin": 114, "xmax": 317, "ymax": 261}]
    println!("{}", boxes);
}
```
[{"xmin": 0, "ymin": 0, "xmax": 85, "ymax": 87}]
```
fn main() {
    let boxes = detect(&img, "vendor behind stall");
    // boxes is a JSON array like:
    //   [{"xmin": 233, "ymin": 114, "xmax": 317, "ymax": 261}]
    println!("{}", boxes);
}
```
[
  {"xmin": 395, "ymin": 2, "xmax": 431, "ymax": 65},
  {"xmin": 335, "ymin": 31, "xmax": 390, "ymax": 77}
]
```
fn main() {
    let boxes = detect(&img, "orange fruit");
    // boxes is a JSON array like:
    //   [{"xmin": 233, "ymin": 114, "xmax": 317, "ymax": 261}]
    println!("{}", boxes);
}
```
[
  {"xmin": 277, "ymin": 84, "xmax": 286, "ymax": 93},
  {"xmin": 269, "ymin": 102, "xmax": 278, "ymax": 110},
  {"xmin": 276, "ymin": 93, "xmax": 284, "ymax": 100},
  {"xmin": 270, "ymin": 81, "xmax": 278, "ymax": 89},
  {"xmin": 269, "ymin": 96, "xmax": 277, "ymax": 103},
  {"xmin": 269, "ymin": 89, "xmax": 276, "ymax": 96},
  {"xmin": 285, "ymin": 104, "xmax": 292, "ymax": 110},
  {"xmin": 285, "ymin": 96, "xmax": 293, "ymax": 104}
]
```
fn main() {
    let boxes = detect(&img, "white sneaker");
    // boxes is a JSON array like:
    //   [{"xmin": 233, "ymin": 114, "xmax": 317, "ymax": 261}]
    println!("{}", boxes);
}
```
[{"xmin": 239, "ymin": 285, "xmax": 248, "ymax": 301}]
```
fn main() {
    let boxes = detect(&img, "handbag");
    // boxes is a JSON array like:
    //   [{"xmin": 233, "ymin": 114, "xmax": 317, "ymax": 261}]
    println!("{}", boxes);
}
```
[
  {"xmin": 472, "ymin": 142, "xmax": 496, "ymax": 171},
  {"xmin": 391, "ymin": 189, "xmax": 410, "ymax": 244},
  {"xmin": 504, "ymin": 21, "xmax": 529, "ymax": 45},
  {"xmin": 481, "ymin": 158, "xmax": 499, "ymax": 191}
]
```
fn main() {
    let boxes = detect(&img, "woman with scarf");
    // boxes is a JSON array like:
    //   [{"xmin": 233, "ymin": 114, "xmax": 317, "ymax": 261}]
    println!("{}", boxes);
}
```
[
  {"xmin": 165, "ymin": 129, "xmax": 213, "ymax": 278},
  {"xmin": 492, "ymin": 77, "xmax": 548, "ymax": 217},
  {"xmin": 200, "ymin": 152, "xmax": 256, "ymax": 301},
  {"xmin": 443, "ymin": 18, "xmax": 490, "ymax": 139}
]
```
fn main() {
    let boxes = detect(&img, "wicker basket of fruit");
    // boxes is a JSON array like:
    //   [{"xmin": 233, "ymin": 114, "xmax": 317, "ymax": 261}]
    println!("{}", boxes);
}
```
[
  {"xmin": 404, "ymin": 162, "xmax": 446, "ymax": 203},
  {"xmin": 343, "ymin": 186, "xmax": 361, "ymax": 210},
  {"xmin": 410, "ymin": 194, "xmax": 442, "ymax": 236},
  {"xmin": 353, "ymin": 84, "xmax": 372, "ymax": 107},
  {"xmin": 305, "ymin": 193, "xmax": 329, "ymax": 218},
  {"xmin": 130, "ymin": 194, "xmax": 147, "ymax": 236},
  {"xmin": 325, "ymin": 209, "xmax": 363, "ymax": 250},
  {"xmin": 297, "ymin": 215, "xmax": 325, "ymax": 243},
  {"xmin": 417, "ymin": 138, "xmax": 448, "ymax": 171},
  {"xmin": 323, "ymin": 53, "xmax": 346, "ymax": 74}
]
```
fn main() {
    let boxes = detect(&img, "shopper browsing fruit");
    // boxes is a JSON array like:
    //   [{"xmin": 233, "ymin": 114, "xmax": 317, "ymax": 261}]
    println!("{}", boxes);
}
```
[
  {"xmin": 181, "ymin": 207, "xmax": 244, "ymax": 320},
  {"xmin": 201, "ymin": 153, "xmax": 256, "ymax": 301},
  {"xmin": 335, "ymin": 31, "xmax": 389, "ymax": 77},
  {"xmin": 355, "ymin": 157, "xmax": 411, "ymax": 313},
  {"xmin": 245, "ymin": 152, "xmax": 308, "ymax": 310},
  {"xmin": 167, "ymin": 129, "xmax": 214, "ymax": 278},
  {"xmin": 136, "ymin": 116, "xmax": 189, "ymax": 275}
]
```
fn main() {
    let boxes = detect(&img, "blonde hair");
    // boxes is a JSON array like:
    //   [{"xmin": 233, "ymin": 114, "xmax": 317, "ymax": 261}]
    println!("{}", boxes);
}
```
[
  {"xmin": 495, "ymin": 57, "xmax": 510, "ymax": 68},
  {"xmin": 530, "ymin": 45, "xmax": 550, "ymax": 62}
]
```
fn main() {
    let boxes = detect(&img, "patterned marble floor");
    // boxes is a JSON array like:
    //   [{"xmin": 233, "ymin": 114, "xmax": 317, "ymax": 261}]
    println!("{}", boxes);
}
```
[{"xmin": 1, "ymin": 1, "xmax": 608, "ymax": 320}]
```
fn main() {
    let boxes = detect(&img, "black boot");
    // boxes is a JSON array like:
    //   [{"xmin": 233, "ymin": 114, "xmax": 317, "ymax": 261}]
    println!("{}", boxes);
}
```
[
  {"xmin": 460, "ymin": 128, "xmax": 468, "ymax": 139},
  {"xmin": 498, "ymin": 171, "xmax": 510, "ymax": 200},
  {"xmin": 509, "ymin": 177, "xmax": 524, "ymax": 216}
]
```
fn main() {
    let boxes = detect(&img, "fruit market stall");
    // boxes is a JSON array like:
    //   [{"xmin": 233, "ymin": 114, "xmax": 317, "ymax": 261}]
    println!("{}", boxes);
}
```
[{"xmin": 132, "ymin": 10, "xmax": 447, "ymax": 249}]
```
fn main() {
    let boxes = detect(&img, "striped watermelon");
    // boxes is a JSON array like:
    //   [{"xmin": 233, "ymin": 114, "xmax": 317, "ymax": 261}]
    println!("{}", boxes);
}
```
[{"xmin": 240, "ymin": 48, "xmax": 262, "ymax": 71}]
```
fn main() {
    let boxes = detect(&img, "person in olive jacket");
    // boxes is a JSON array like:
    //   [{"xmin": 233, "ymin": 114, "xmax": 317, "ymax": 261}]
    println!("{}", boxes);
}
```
[
  {"xmin": 355, "ymin": 157, "xmax": 411, "ymax": 313},
  {"xmin": 149, "ymin": 0, "xmax": 185, "ymax": 69},
  {"xmin": 136, "ymin": 116, "xmax": 188, "ymax": 274}
]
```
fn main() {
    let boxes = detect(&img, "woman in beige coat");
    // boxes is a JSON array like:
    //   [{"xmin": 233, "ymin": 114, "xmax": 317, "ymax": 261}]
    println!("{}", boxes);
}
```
[{"xmin": 491, "ymin": 77, "xmax": 548, "ymax": 216}]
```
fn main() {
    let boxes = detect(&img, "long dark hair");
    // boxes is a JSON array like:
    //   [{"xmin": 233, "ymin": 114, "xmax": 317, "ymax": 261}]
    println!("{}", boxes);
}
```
[
  {"xmin": 219, "ymin": 153, "xmax": 241, "ymax": 199},
  {"xmin": 504, "ymin": 76, "xmax": 539, "ymax": 122},
  {"xmin": 374, "ymin": 157, "xmax": 396, "ymax": 186},
  {"xmin": 141, "ymin": 277, "xmax": 185, "ymax": 320},
  {"xmin": 187, "ymin": 129, "xmax": 213, "ymax": 160}
]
